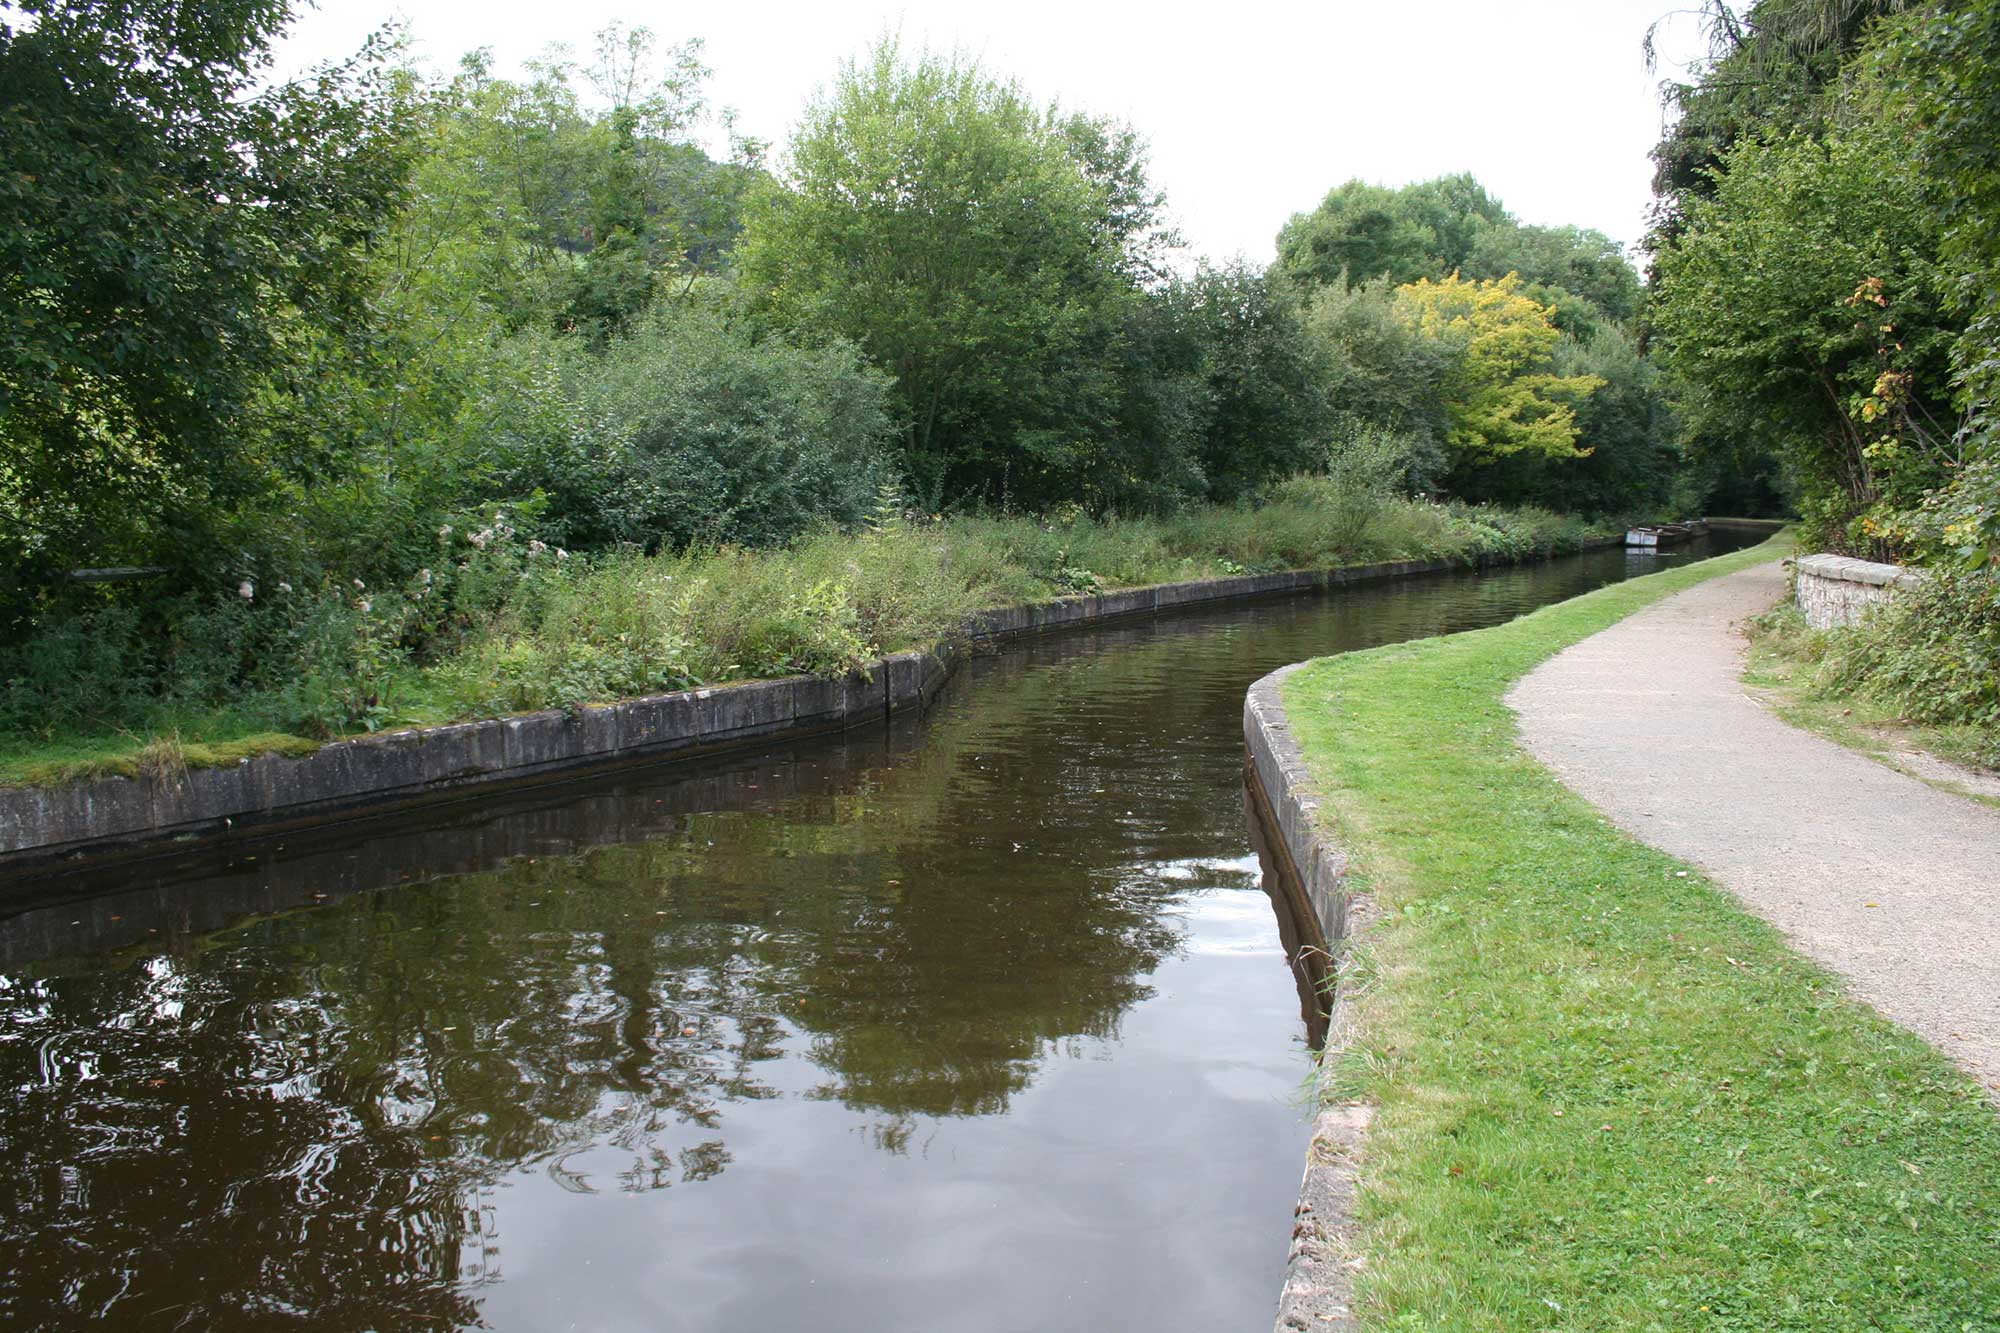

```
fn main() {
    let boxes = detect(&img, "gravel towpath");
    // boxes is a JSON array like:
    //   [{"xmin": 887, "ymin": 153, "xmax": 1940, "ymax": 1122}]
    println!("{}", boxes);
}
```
[{"xmin": 1508, "ymin": 559, "xmax": 2000, "ymax": 1093}]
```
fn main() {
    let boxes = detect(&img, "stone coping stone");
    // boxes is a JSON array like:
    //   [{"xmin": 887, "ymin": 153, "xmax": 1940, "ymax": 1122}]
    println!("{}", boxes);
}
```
[
  {"xmin": 1244, "ymin": 662, "xmax": 1370, "ymax": 1333},
  {"xmin": 2, "ymin": 543, "xmax": 1600, "ymax": 868},
  {"xmin": 1795, "ymin": 552, "xmax": 1928, "ymax": 590}
]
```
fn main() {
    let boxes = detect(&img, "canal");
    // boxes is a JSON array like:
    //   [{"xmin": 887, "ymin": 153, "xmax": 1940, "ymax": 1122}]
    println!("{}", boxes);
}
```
[{"xmin": 0, "ymin": 537, "xmax": 1757, "ymax": 1331}]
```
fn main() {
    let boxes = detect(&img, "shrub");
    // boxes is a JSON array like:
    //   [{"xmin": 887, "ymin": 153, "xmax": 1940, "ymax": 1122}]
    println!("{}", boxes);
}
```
[
  {"xmin": 1814, "ymin": 570, "xmax": 2000, "ymax": 761},
  {"xmin": 477, "ymin": 305, "xmax": 895, "ymax": 552},
  {"xmin": 0, "ymin": 604, "xmax": 154, "ymax": 737}
]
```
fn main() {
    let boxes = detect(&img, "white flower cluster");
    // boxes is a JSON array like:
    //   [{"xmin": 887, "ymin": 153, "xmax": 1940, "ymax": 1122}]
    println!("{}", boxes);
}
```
[{"xmin": 466, "ymin": 511, "xmax": 515, "ymax": 550}]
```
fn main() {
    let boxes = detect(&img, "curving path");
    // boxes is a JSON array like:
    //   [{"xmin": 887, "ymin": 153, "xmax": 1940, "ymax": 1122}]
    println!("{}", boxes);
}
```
[{"xmin": 1508, "ymin": 559, "xmax": 2000, "ymax": 1093}]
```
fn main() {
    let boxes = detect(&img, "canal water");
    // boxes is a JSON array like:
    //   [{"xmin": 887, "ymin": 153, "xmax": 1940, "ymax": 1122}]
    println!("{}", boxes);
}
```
[{"xmin": 0, "ymin": 538, "xmax": 1758, "ymax": 1331}]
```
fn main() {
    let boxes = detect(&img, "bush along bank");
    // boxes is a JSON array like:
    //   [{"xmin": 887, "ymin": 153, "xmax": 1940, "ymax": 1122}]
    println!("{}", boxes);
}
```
[
  {"xmin": 1274, "ymin": 533, "xmax": 2000, "ymax": 1329},
  {"xmin": 0, "ymin": 493, "xmax": 1603, "ymax": 791},
  {"xmin": 1, "ymin": 496, "xmax": 1614, "ymax": 865},
  {"xmin": 1747, "ymin": 569, "xmax": 2000, "ymax": 778}
]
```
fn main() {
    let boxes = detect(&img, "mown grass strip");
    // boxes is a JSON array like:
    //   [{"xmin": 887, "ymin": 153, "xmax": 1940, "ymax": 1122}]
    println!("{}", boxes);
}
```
[{"xmin": 1282, "ymin": 534, "xmax": 2000, "ymax": 1331}]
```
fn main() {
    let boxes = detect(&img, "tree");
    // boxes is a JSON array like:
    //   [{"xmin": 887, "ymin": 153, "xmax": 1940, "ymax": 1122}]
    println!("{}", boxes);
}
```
[
  {"xmin": 1274, "ymin": 174, "xmax": 1508, "ymax": 293},
  {"xmin": 1448, "ymin": 325, "xmax": 1681, "ymax": 514},
  {"xmin": 1464, "ymin": 224, "xmax": 1641, "ymax": 327},
  {"xmin": 1394, "ymin": 274, "xmax": 1602, "ymax": 464},
  {"xmin": 1875, "ymin": 0, "xmax": 2000, "ymax": 566},
  {"xmin": 1301, "ymin": 278, "xmax": 1452, "ymax": 466},
  {"xmin": 1646, "ymin": 0, "xmax": 1917, "ymax": 246},
  {"xmin": 1651, "ymin": 125, "xmax": 1957, "ymax": 553},
  {"xmin": 735, "ymin": 41, "xmax": 1169, "ymax": 510},
  {"xmin": 1275, "ymin": 180, "xmax": 1439, "ymax": 292},
  {"xmin": 0, "ymin": 0, "xmax": 412, "ymax": 584},
  {"xmin": 1183, "ymin": 265, "xmax": 1329, "ymax": 502}
]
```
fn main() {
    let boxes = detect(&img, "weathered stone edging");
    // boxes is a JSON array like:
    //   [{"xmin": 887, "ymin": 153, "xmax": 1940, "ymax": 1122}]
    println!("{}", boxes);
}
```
[
  {"xmin": 1794, "ymin": 551, "xmax": 1927, "ymax": 629},
  {"xmin": 2, "ymin": 543, "xmax": 1617, "ymax": 873},
  {"xmin": 1244, "ymin": 663, "xmax": 1372, "ymax": 1332}
]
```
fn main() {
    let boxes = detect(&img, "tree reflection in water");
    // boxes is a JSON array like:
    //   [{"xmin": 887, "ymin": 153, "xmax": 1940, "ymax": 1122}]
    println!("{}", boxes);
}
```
[
  {"xmin": 1, "ymin": 634, "xmax": 1200, "ymax": 1327},
  {"xmin": 1, "ymin": 540, "xmax": 1756, "ymax": 1329}
]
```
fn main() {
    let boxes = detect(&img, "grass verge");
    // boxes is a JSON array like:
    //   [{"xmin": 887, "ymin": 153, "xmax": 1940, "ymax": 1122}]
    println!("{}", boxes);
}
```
[
  {"xmin": 6, "ymin": 733, "xmax": 324, "ymax": 792},
  {"xmin": 1281, "ymin": 532, "xmax": 2000, "ymax": 1331}
]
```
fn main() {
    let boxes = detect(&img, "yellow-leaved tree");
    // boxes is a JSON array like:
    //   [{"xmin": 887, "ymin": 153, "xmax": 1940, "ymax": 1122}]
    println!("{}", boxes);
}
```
[{"xmin": 1394, "ymin": 273, "xmax": 1603, "ymax": 461}]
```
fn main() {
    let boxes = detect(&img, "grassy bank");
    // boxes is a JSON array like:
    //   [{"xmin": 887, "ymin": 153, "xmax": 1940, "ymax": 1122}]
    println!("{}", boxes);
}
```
[
  {"xmin": 0, "ymin": 490, "xmax": 1601, "ymax": 788},
  {"xmin": 1281, "ymin": 533, "xmax": 2000, "ymax": 1330}
]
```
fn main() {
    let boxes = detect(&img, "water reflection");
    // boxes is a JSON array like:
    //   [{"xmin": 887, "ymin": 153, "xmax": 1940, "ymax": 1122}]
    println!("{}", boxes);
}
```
[{"xmin": 0, "ymin": 537, "xmax": 1760, "ymax": 1331}]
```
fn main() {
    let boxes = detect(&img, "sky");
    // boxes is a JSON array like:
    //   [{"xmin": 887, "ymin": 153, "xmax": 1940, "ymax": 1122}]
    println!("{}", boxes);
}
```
[{"xmin": 274, "ymin": 0, "xmax": 1716, "ymax": 268}]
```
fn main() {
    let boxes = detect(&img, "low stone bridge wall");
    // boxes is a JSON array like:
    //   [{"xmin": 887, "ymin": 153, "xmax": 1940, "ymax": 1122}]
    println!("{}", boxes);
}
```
[{"xmin": 1795, "ymin": 553, "xmax": 1926, "ymax": 629}]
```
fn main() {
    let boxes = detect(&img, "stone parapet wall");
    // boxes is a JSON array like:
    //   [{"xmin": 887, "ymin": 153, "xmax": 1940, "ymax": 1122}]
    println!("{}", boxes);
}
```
[{"xmin": 1795, "ymin": 553, "xmax": 1926, "ymax": 629}]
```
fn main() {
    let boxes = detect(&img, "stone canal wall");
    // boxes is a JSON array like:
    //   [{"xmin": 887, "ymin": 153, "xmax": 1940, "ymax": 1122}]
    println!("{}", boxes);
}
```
[
  {"xmin": 5, "ymin": 549, "xmax": 1624, "ymax": 873},
  {"xmin": 1243, "ymin": 664, "xmax": 1370, "ymax": 1333},
  {"xmin": 1794, "ymin": 552, "xmax": 1926, "ymax": 629}
]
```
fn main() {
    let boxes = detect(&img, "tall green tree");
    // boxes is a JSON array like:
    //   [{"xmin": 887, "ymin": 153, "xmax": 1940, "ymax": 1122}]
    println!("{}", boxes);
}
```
[
  {"xmin": 1274, "ymin": 174, "xmax": 1507, "ymax": 292},
  {"xmin": 1875, "ymin": 0, "xmax": 2000, "ymax": 566},
  {"xmin": 1464, "ymin": 224, "xmax": 1641, "ymax": 327},
  {"xmin": 735, "ymin": 42, "xmax": 1170, "ymax": 509},
  {"xmin": 1646, "ymin": 0, "xmax": 1917, "ymax": 245},
  {"xmin": 1652, "ymin": 121, "xmax": 1958, "ymax": 553},
  {"xmin": 0, "ymin": 0, "xmax": 412, "ymax": 584}
]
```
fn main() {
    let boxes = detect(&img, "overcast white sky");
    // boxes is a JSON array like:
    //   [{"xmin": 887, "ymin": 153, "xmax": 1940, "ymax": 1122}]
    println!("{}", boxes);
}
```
[{"xmin": 275, "ymin": 0, "xmax": 1714, "ymax": 267}]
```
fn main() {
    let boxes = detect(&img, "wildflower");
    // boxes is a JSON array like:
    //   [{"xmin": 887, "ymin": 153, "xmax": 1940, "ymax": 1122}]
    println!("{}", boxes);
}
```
[
  {"xmin": 438, "ymin": 524, "xmax": 453, "ymax": 539},
  {"xmin": 277, "ymin": 581, "xmax": 292, "ymax": 594},
  {"xmin": 527, "ymin": 540, "xmax": 547, "ymax": 558},
  {"xmin": 238, "ymin": 580, "xmax": 255, "ymax": 600},
  {"xmin": 419, "ymin": 569, "xmax": 433, "ymax": 585},
  {"xmin": 353, "ymin": 578, "xmax": 365, "ymax": 590},
  {"xmin": 359, "ymin": 599, "xmax": 372, "ymax": 614},
  {"xmin": 469, "ymin": 529, "xmax": 490, "ymax": 549},
  {"xmin": 556, "ymin": 548, "xmax": 569, "ymax": 561}
]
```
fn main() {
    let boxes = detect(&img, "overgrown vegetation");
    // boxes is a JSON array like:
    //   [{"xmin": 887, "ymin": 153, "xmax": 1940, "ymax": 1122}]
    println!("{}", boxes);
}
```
[
  {"xmin": 0, "ymin": 3, "xmax": 1689, "ymax": 785},
  {"xmin": 0, "ymin": 493, "xmax": 1600, "ymax": 787},
  {"xmin": 1748, "ymin": 573, "xmax": 2000, "ymax": 772},
  {"xmin": 1283, "ymin": 535, "xmax": 2000, "ymax": 1329},
  {"xmin": 1647, "ymin": 0, "xmax": 2000, "ymax": 765},
  {"xmin": 1650, "ymin": 0, "xmax": 2000, "ymax": 567}
]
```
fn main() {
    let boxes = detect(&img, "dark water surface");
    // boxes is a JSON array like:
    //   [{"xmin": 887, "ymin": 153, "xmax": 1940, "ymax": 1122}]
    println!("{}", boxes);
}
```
[{"xmin": 0, "ymin": 538, "xmax": 1757, "ymax": 1331}]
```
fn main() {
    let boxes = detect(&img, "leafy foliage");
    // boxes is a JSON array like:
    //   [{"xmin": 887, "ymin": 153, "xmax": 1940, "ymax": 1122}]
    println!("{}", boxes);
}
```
[
  {"xmin": 1395, "ymin": 274, "xmax": 1603, "ymax": 464},
  {"xmin": 0, "ymin": 0, "xmax": 413, "ymax": 582},
  {"xmin": 1652, "ymin": 40, "xmax": 1960, "ymax": 555},
  {"xmin": 1274, "ymin": 174, "xmax": 1507, "ymax": 291},
  {"xmin": 737, "ymin": 41, "xmax": 1162, "ymax": 510},
  {"xmin": 1812, "ymin": 569, "xmax": 2000, "ymax": 761}
]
